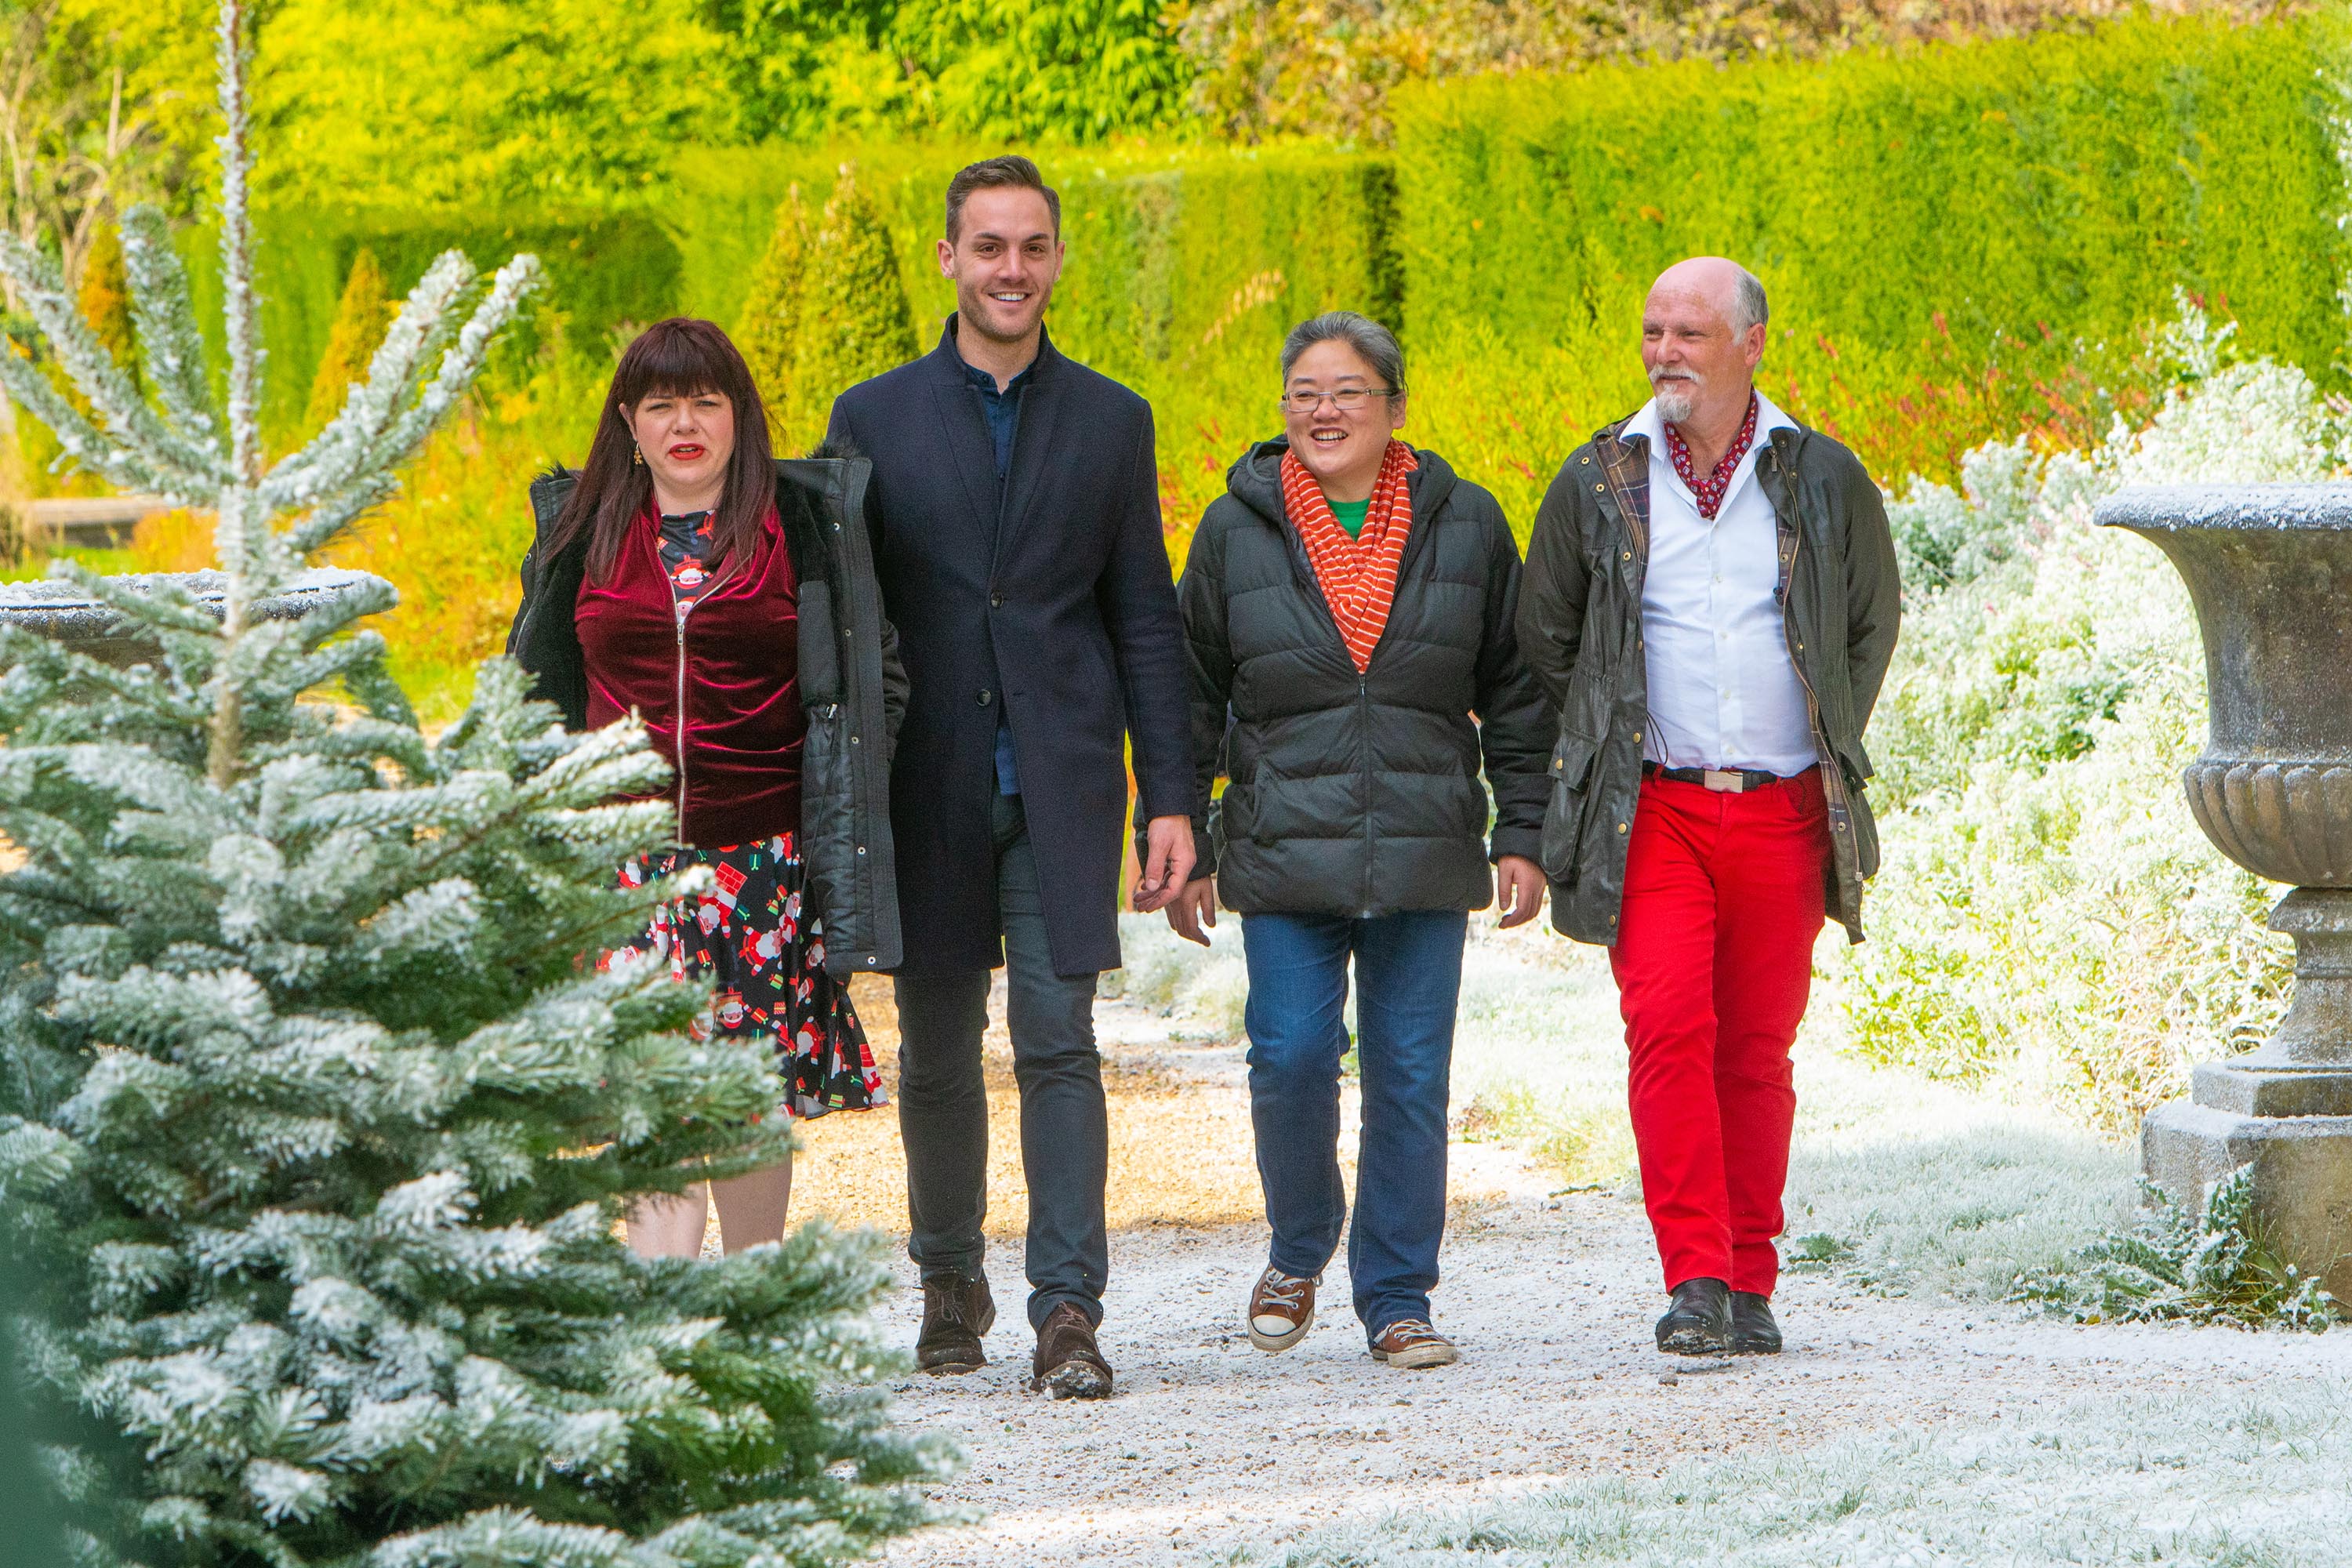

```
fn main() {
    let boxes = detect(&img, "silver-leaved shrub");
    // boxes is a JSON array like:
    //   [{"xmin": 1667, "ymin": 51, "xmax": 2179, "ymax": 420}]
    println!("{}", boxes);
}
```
[{"xmin": 1846, "ymin": 303, "xmax": 2344, "ymax": 1133}]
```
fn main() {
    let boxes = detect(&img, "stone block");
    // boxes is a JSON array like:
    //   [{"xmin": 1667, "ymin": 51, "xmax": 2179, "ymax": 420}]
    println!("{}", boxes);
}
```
[{"xmin": 2143, "ymin": 1099, "xmax": 2352, "ymax": 1301}]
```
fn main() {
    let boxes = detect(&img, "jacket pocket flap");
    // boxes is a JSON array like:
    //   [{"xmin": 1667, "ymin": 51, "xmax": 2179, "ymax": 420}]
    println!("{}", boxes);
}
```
[
  {"xmin": 1551, "ymin": 731, "xmax": 1599, "ymax": 792},
  {"xmin": 1836, "ymin": 738, "xmax": 1875, "ymax": 782}
]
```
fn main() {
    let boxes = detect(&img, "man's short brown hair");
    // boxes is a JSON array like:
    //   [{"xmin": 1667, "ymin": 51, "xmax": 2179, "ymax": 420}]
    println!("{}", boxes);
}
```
[{"xmin": 945, "ymin": 155, "xmax": 1061, "ymax": 243}]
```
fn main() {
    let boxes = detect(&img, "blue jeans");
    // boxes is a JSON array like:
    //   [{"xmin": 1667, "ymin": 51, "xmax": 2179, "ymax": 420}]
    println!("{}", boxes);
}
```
[{"xmin": 1241, "ymin": 909, "xmax": 1468, "ymax": 1341}]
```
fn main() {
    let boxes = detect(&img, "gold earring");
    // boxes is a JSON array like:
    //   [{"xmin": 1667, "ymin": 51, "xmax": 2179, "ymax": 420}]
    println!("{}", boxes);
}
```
[{"xmin": 632, "ymin": 443, "xmax": 644, "ymax": 467}]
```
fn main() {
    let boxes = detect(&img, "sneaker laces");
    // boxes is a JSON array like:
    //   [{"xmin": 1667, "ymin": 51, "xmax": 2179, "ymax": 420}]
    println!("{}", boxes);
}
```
[
  {"xmin": 1255, "ymin": 1269, "xmax": 1309, "ymax": 1310},
  {"xmin": 1383, "ymin": 1318, "xmax": 1446, "ymax": 1347}
]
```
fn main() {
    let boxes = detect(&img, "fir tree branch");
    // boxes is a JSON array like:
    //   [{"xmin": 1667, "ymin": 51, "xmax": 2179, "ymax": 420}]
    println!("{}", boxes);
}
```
[
  {"xmin": 364, "ymin": 255, "xmax": 543, "ymax": 477},
  {"xmin": 0, "ymin": 240, "xmax": 225, "ymax": 499},
  {"xmin": 117, "ymin": 205, "xmax": 223, "ymax": 461},
  {"xmin": 261, "ymin": 250, "xmax": 474, "ymax": 513},
  {"xmin": 0, "ymin": 347, "xmax": 167, "ymax": 495}
]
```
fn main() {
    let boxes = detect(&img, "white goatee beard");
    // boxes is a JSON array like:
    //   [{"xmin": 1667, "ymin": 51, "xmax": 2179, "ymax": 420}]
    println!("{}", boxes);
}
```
[{"xmin": 1653, "ymin": 379, "xmax": 1699, "ymax": 426}]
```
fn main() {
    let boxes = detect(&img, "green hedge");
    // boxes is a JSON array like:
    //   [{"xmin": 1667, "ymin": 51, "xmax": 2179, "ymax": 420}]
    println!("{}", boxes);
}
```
[
  {"xmin": 1388, "ymin": 13, "xmax": 2348, "ymax": 517},
  {"xmin": 182, "ymin": 210, "xmax": 684, "ymax": 438},
  {"xmin": 149, "ymin": 13, "xmax": 2346, "ymax": 525},
  {"xmin": 671, "ymin": 141, "xmax": 1397, "ymax": 526}
]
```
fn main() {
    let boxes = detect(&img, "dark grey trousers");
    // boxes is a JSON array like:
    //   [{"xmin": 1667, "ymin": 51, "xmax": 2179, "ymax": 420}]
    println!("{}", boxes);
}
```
[{"xmin": 895, "ymin": 793, "xmax": 1109, "ymax": 1330}]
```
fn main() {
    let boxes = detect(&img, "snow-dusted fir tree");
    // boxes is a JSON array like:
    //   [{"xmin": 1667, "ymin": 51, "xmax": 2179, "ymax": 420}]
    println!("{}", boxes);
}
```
[{"xmin": 0, "ymin": 4, "xmax": 942, "ymax": 1564}]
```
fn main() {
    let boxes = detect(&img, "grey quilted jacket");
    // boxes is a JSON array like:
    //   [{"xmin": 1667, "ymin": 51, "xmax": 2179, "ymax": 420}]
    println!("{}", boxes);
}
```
[{"xmin": 1173, "ymin": 439, "xmax": 1555, "ymax": 916}]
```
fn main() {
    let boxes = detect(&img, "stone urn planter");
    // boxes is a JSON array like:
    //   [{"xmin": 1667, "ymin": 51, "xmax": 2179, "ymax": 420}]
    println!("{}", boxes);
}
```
[
  {"xmin": 0, "ymin": 567, "xmax": 391, "ymax": 667},
  {"xmin": 2097, "ymin": 483, "xmax": 2352, "ymax": 1298}
]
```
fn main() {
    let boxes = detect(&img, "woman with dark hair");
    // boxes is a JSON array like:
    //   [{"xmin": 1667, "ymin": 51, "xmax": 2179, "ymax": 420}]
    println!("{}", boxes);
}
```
[
  {"xmin": 1165, "ymin": 310, "xmax": 1553, "ymax": 1367},
  {"xmin": 506, "ymin": 317, "xmax": 905, "ymax": 1258}
]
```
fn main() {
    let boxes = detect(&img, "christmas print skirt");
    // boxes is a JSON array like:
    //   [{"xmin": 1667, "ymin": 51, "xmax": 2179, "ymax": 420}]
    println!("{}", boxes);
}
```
[{"xmin": 608, "ymin": 833, "xmax": 884, "ymax": 1119}]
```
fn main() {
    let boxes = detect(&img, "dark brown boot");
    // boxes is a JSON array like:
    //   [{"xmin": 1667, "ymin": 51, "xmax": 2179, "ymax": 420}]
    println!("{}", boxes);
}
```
[
  {"xmin": 916, "ymin": 1272, "xmax": 994, "ymax": 1375},
  {"xmin": 1029, "ymin": 1302, "xmax": 1114, "ymax": 1400}
]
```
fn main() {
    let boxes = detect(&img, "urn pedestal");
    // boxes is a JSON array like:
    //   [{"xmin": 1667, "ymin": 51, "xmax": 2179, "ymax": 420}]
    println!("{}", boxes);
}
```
[
  {"xmin": 0, "ymin": 567, "xmax": 390, "ymax": 667},
  {"xmin": 2099, "ymin": 485, "xmax": 2352, "ymax": 1298}
]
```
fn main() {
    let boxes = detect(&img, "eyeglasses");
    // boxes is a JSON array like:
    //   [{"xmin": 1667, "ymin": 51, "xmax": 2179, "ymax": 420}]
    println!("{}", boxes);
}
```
[{"xmin": 1278, "ymin": 387, "xmax": 1397, "ymax": 415}]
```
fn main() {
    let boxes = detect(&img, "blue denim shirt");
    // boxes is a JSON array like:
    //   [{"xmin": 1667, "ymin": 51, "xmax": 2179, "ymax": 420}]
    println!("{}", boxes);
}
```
[{"xmin": 963, "ymin": 354, "xmax": 1033, "ymax": 795}]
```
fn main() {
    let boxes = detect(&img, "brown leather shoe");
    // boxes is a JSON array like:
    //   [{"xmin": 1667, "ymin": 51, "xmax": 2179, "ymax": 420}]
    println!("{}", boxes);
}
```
[
  {"xmin": 1029, "ymin": 1302, "xmax": 1114, "ymax": 1399},
  {"xmin": 916, "ymin": 1272, "xmax": 994, "ymax": 1375},
  {"xmin": 1245, "ymin": 1266, "xmax": 1316, "ymax": 1352},
  {"xmin": 1369, "ymin": 1318, "xmax": 1460, "ymax": 1369}
]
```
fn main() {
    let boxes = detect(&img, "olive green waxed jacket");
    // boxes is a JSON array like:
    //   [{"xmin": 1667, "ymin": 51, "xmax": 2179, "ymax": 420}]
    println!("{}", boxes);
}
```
[{"xmin": 1515, "ymin": 413, "xmax": 1901, "ymax": 945}]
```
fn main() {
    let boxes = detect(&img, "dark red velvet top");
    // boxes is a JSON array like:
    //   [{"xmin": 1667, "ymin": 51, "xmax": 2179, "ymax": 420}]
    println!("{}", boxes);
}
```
[{"xmin": 575, "ymin": 506, "xmax": 804, "ymax": 848}]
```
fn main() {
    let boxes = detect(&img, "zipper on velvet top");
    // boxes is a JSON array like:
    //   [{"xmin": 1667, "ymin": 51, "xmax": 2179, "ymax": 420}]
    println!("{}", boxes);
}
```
[{"xmin": 657, "ymin": 509, "xmax": 741, "ymax": 844}]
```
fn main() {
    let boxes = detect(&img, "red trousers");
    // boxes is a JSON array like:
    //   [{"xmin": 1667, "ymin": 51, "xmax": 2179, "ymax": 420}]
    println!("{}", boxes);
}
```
[{"xmin": 1610, "ymin": 771, "xmax": 1830, "ymax": 1297}]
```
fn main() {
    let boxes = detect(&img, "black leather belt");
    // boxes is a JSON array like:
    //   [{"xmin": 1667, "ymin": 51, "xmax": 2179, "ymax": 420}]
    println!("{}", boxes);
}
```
[{"xmin": 1642, "ymin": 760, "xmax": 1801, "ymax": 793}]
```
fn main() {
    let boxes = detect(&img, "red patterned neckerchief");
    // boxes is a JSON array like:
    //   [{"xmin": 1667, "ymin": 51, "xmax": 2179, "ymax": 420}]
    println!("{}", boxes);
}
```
[
  {"xmin": 1661, "ymin": 393, "xmax": 1760, "ymax": 521},
  {"xmin": 1280, "ymin": 437, "xmax": 1418, "ymax": 673}
]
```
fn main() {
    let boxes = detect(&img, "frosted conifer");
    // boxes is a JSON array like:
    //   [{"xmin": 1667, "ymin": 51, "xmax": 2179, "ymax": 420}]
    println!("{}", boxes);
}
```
[{"xmin": 0, "ymin": 4, "xmax": 944, "ymax": 1564}]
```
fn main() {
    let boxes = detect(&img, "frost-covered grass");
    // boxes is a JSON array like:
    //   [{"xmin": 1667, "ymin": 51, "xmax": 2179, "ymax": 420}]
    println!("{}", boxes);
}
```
[
  {"xmin": 1849, "ymin": 308, "xmax": 2336, "ymax": 1133},
  {"xmin": 1110, "ymin": 911, "xmax": 1251, "ymax": 1044},
  {"xmin": 1242, "ymin": 1379, "xmax": 2352, "ymax": 1567},
  {"xmin": 1119, "ymin": 910, "xmax": 2140, "ymax": 1301}
]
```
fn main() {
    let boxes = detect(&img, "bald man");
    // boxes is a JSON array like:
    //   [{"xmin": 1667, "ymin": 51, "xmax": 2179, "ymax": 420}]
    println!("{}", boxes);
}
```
[{"xmin": 1517, "ymin": 259, "xmax": 1900, "ymax": 1357}]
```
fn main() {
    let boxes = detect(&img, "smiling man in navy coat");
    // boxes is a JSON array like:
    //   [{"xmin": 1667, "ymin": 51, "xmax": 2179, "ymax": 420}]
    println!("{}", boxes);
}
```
[{"xmin": 827, "ymin": 155, "xmax": 1194, "ymax": 1400}]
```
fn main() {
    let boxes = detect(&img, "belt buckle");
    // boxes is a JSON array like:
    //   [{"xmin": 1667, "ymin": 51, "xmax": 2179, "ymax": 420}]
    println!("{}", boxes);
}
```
[{"xmin": 1702, "ymin": 768, "xmax": 1744, "ymax": 793}]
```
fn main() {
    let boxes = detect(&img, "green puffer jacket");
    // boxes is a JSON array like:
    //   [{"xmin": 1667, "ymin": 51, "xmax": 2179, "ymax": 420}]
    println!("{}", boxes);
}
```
[
  {"xmin": 506, "ymin": 456, "xmax": 907, "ymax": 980},
  {"xmin": 1173, "ymin": 439, "xmax": 1555, "ymax": 916},
  {"xmin": 1516, "ymin": 414, "xmax": 1901, "ymax": 945}
]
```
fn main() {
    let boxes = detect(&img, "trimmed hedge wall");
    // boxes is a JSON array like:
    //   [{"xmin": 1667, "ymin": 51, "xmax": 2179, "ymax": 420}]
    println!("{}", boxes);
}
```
[
  {"xmin": 151, "ymin": 12, "xmax": 2343, "ymax": 530},
  {"xmin": 182, "ymin": 211, "xmax": 684, "ymax": 438},
  {"xmin": 671, "ymin": 141, "xmax": 1398, "ymax": 534},
  {"xmin": 1389, "ymin": 12, "xmax": 2348, "ymax": 517}
]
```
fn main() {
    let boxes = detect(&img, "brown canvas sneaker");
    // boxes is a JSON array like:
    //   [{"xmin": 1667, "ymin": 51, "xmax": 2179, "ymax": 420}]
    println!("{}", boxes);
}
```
[
  {"xmin": 916, "ymin": 1272, "xmax": 994, "ymax": 1375},
  {"xmin": 1245, "ymin": 1266, "xmax": 1318, "ymax": 1352},
  {"xmin": 1031, "ymin": 1302, "xmax": 1115, "ymax": 1400},
  {"xmin": 1369, "ymin": 1318, "xmax": 1460, "ymax": 1370}
]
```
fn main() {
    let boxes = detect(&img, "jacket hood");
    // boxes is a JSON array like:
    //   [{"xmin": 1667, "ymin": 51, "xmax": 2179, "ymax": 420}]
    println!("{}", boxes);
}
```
[{"xmin": 1224, "ymin": 436, "xmax": 1459, "ymax": 528}]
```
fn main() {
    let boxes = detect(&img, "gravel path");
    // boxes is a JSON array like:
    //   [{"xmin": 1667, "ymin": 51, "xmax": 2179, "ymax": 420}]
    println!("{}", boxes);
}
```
[{"xmin": 873, "ymin": 989, "xmax": 2352, "ymax": 1567}]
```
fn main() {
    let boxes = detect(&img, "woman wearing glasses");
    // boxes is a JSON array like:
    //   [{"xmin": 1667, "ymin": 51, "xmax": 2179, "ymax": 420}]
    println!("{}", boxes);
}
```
[{"xmin": 1162, "ymin": 311, "xmax": 1553, "ymax": 1368}]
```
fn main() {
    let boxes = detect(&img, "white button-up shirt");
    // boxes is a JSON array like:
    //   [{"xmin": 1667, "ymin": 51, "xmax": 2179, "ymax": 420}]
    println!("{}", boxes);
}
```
[{"xmin": 1628, "ymin": 391, "xmax": 1819, "ymax": 775}]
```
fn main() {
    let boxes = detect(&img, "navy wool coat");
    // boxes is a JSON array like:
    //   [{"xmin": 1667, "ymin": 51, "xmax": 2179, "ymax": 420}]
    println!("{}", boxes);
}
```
[{"xmin": 828, "ymin": 321, "xmax": 1192, "ymax": 977}]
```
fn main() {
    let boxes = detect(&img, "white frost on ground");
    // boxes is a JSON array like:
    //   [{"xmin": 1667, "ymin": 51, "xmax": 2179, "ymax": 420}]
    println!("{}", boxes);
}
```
[
  {"xmin": 1258, "ymin": 1377, "xmax": 2351, "ymax": 1566},
  {"xmin": 878, "ymin": 922, "xmax": 2340, "ymax": 1567}
]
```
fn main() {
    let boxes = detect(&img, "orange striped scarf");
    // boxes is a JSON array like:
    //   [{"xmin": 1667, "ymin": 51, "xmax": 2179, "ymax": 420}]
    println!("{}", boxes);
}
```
[{"xmin": 1280, "ymin": 438, "xmax": 1418, "ymax": 673}]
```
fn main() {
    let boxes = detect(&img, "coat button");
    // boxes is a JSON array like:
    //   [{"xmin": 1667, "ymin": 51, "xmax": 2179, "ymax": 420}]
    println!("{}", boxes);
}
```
[
  {"xmin": 1594, "ymin": 484, "xmax": 1605, "ymax": 494},
  {"xmin": 1632, "ymin": 730, "xmax": 1642, "ymax": 743},
  {"xmin": 991, "ymin": 593, "xmax": 1003, "ymax": 608},
  {"xmin": 1621, "ymin": 551, "xmax": 1632, "ymax": 561},
  {"xmin": 857, "ymin": 845, "xmax": 868, "ymax": 855},
  {"xmin": 1553, "ymin": 758, "xmax": 1563, "ymax": 771},
  {"xmin": 1616, "ymin": 822, "xmax": 1628, "ymax": 833},
  {"xmin": 977, "ymin": 689, "xmax": 993, "ymax": 705},
  {"xmin": 850, "ymin": 735, "xmax": 860, "ymax": 745}
]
